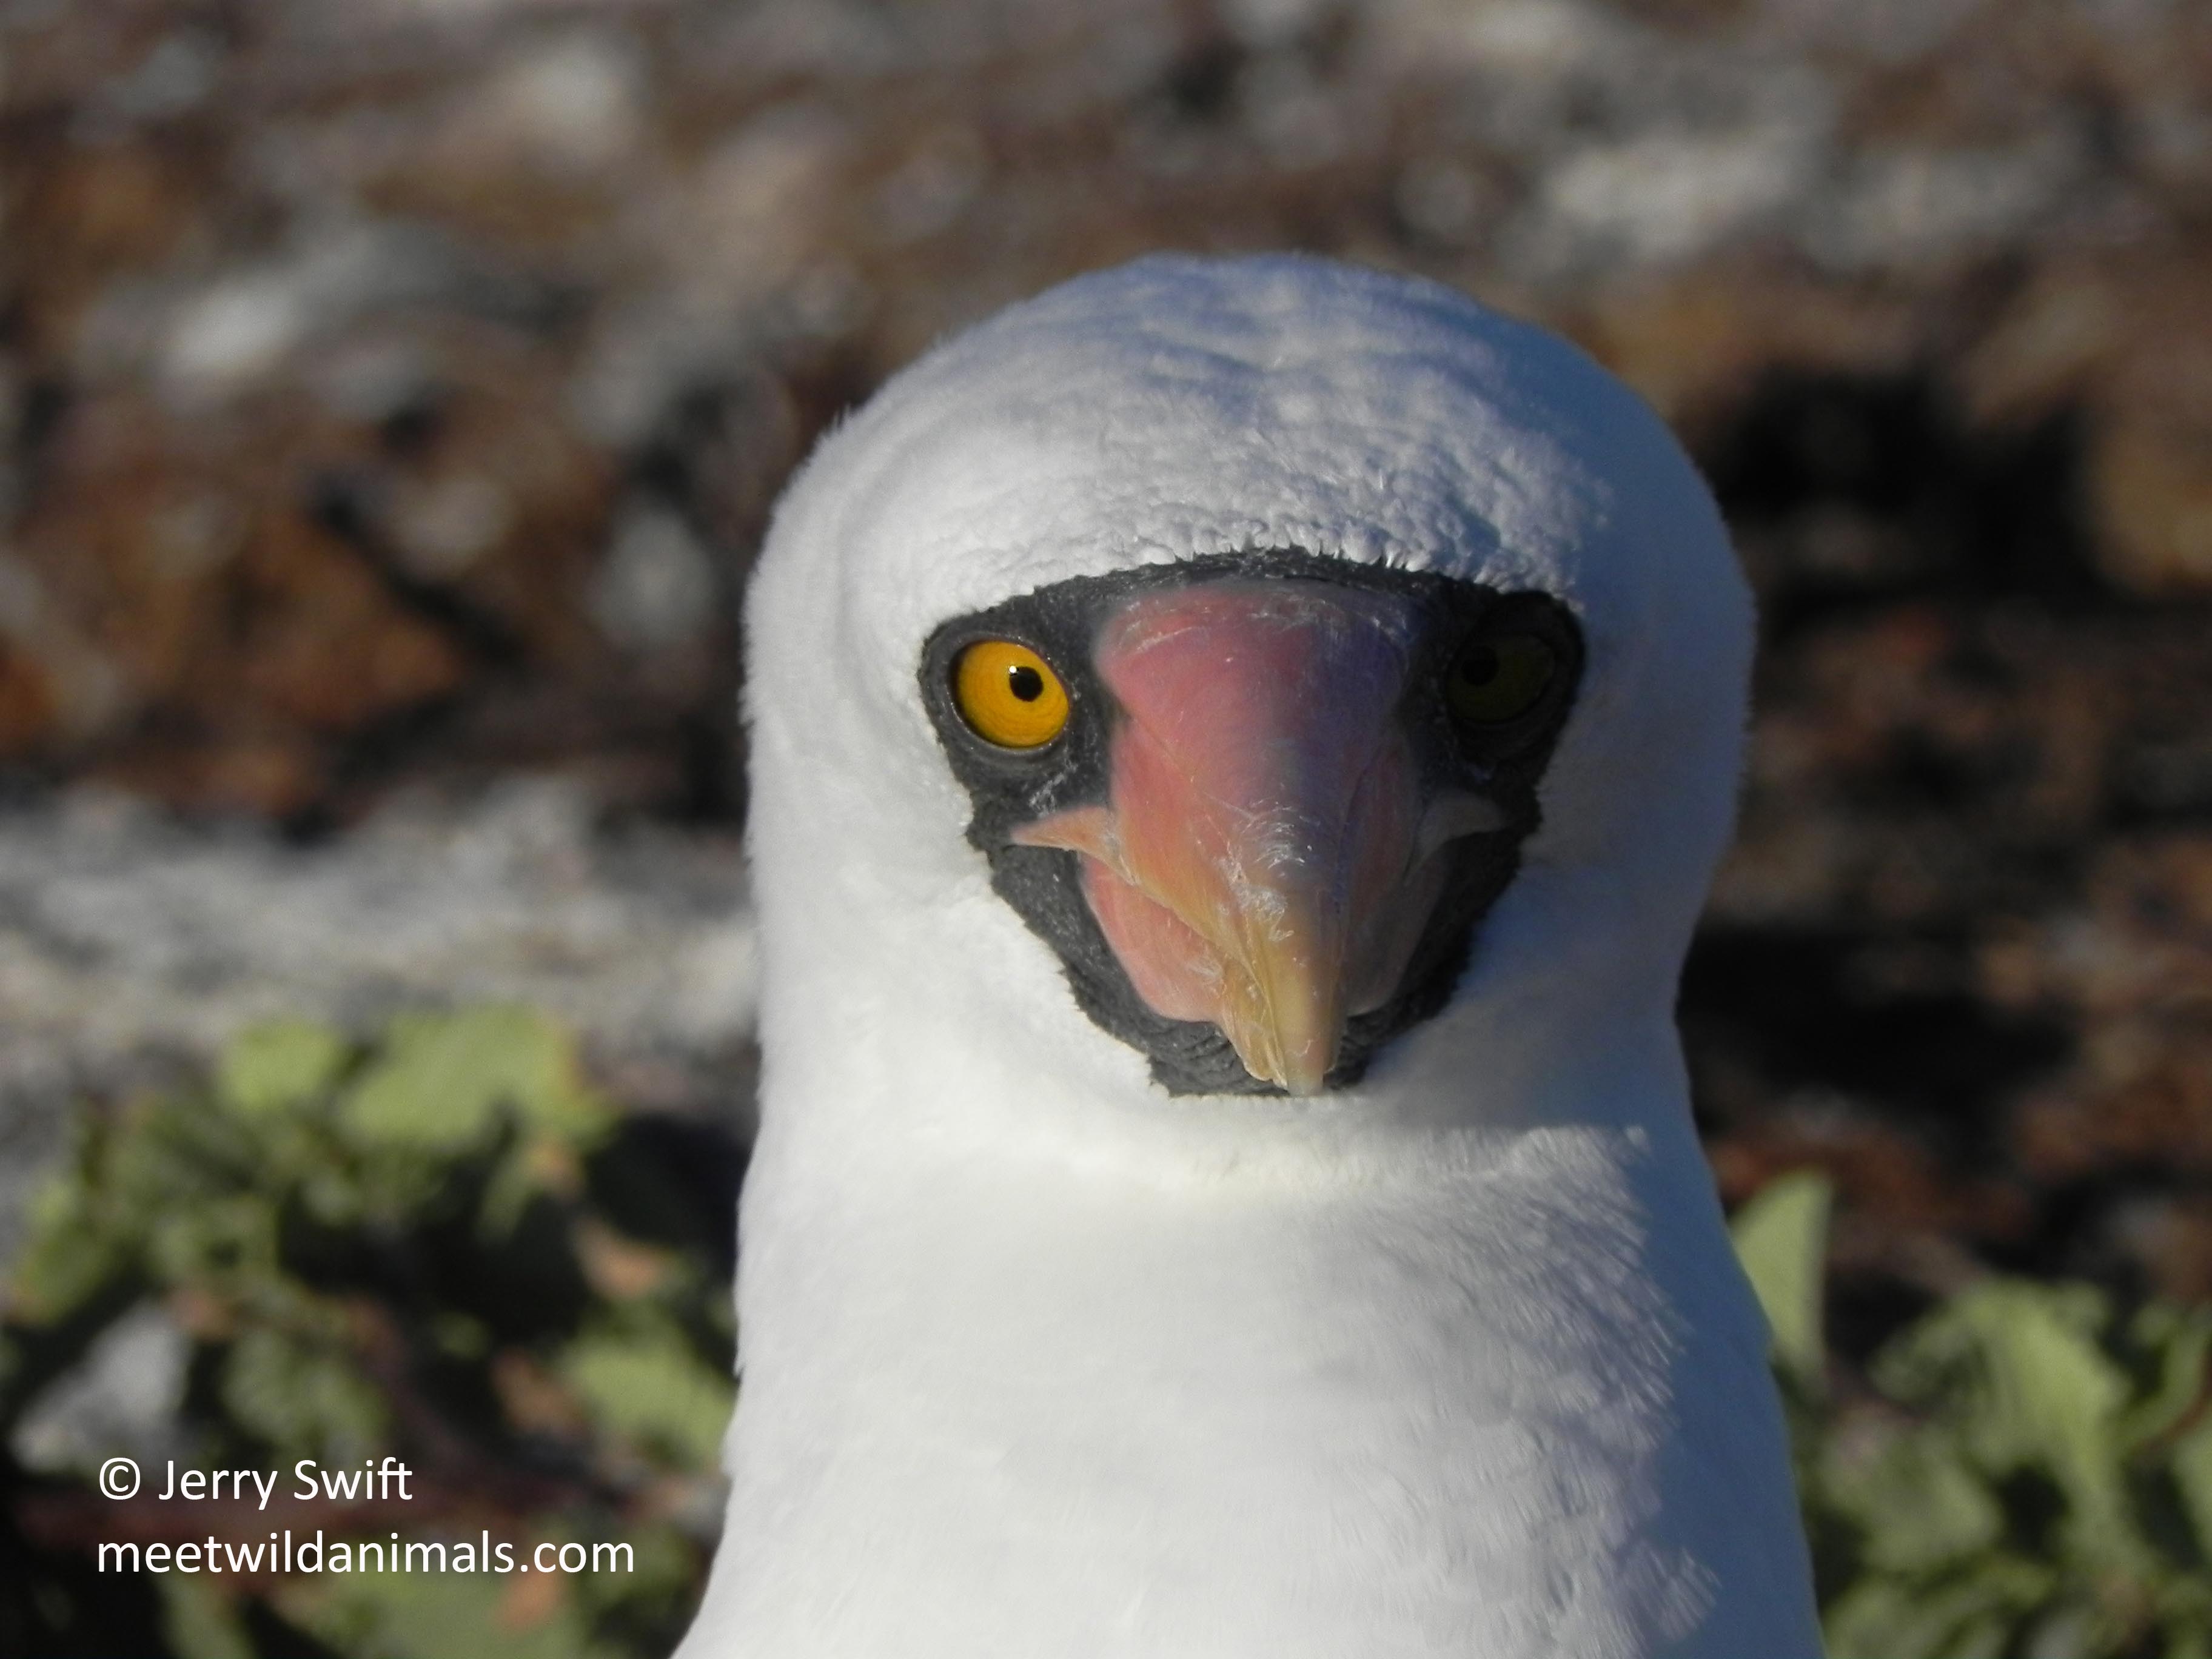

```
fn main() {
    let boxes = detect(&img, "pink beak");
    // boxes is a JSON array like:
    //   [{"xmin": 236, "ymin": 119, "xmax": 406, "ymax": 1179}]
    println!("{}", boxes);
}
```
[{"xmin": 1014, "ymin": 579, "xmax": 1498, "ymax": 1094}]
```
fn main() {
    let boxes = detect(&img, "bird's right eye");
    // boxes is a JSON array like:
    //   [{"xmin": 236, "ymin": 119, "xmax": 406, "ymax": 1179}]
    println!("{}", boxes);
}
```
[
  {"xmin": 952, "ymin": 640, "xmax": 1070, "ymax": 749},
  {"xmin": 1447, "ymin": 632, "xmax": 1557, "ymax": 727}
]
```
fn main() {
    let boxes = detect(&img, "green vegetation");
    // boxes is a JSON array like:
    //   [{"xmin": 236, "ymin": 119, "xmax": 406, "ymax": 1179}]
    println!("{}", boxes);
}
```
[
  {"xmin": 1, "ymin": 1008, "xmax": 737, "ymax": 1659},
  {"xmin": 5, "ymin": 1013, "xmax": 2211, "ymax": 1658},
  {"xmin": 1733, "ymin": 1172, "xmax": 2212, "ymax": 1659}
]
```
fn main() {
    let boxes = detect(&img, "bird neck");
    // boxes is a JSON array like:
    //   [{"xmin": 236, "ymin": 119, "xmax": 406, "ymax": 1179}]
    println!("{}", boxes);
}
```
[{"xmin": 691, "ymin": 1014, "xmax": 1810, "ymax": 1658}]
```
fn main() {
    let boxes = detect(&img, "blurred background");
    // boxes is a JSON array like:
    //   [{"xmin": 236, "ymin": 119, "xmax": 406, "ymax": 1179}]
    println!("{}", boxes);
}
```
[{"xmin": 2, "ymin": 1, "xmax": 2210, "ymax": 1656}]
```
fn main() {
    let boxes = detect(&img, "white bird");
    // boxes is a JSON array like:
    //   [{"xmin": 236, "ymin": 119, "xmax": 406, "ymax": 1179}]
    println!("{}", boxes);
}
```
[{"xmin": 679, "ymin": 255, "xmax": 1823, "ymax": 1658}]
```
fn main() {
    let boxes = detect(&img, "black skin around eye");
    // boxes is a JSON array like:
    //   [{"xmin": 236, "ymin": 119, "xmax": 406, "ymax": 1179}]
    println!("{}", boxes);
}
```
[{"xmin": 916, "ymin": 549, "xmax": 1584, "ymax": 1096}]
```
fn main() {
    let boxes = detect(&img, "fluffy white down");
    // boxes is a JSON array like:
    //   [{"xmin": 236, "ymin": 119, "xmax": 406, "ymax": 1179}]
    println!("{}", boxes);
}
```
[{"xmin": 681, "ymin": 255, "xmax": 1823, "ymax": 1658}]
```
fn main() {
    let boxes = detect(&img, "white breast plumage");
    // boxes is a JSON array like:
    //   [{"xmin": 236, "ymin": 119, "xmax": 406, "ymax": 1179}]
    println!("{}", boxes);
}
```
[{"xmin": 677, "ymin": 254, "xmax": 1823, "ymax": 1658}]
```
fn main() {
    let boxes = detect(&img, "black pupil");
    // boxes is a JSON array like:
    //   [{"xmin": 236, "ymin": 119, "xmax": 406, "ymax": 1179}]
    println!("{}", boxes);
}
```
[
  {"xmin": 1458, "ymin": 645, "xmax": 1500, "ymax": 687},
  {"xmin": 1007, "ymin": 664, "xmax": 1045, "ymax": 702}
]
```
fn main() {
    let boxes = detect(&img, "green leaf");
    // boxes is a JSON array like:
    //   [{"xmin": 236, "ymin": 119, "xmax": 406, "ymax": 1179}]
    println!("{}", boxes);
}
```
[
  {"xmin": 2174, "ymin": 1419, "xmax": 2212, "ymax": 1563},
  {"xmin": 1875, "ymin": 1281, "xmax": 2139, "ymax": 1560},
  {"xmin": 1823, "ymin": 1553, "xmax": 2051, "ymax": 1659},
  {"xmin": 2118, "ymin": 1302, "xmax": 2212, "ymax": 1449},
  {"xmin": 218, "ymin": 1019, "xmax": 350, "ymax": 1117},
  {"xmin": 343, "ymin": 1007, "xmax": 607, "ymax": 1155},
  {"xmin": 1823, "ymin": 1425, "xmax": 2004, "ymax": 1572},
  {"xmin": 160, "ymin": 1577, "xmax": 256, "ymax": 1659},
  {"xmin": 276, "ymin": 1558, "xmax": 624, "ymax": 1659},
  {"xmin": 1731, "ymin": 1169, "xmax": 1832, "ymax": 1391},
  {"xmin": 476, "ymin": 1135, "xmax": 571, "ymax": 1239},
  {"xmin": 5, "ymin": 1170, "xmax": 126, "ymax": 1324},
  {"xmin": 221, "ymin": 1326, "xmax": 386, "ymax": 1463},
  {"xmin": 558, "ymin": 1322, "xmax": 734, "ymax": 1472},
  {"xmin": 2022, "ymin": 1597, "xmax": 2119, "ymax": 1659},
  {"xmin": 147, "ymin": 1193, "xmax": 278, "ymax": 1291}
]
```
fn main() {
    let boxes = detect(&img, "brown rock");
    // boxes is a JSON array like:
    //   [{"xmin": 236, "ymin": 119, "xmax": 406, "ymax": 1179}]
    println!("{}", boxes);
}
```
[{"xmin": 0, "ymin": 641, "xmax": 56, "ymax": 754}]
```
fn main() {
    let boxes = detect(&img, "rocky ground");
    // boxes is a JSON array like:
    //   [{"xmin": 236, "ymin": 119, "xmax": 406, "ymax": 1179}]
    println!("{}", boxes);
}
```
[{"xmin": 1, "ymin": 0, "xmax": 2210, "ymax": 1353}]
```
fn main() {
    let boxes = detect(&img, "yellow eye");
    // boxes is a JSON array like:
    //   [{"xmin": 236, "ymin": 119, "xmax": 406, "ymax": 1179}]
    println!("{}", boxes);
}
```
[
  {"xmin": 1447, "ymin": 634, "xmax": 1557, "ymax": 726},
  {"xmin": 952, "ymin": 639, "xmax": 1070, "ymax": 749}
]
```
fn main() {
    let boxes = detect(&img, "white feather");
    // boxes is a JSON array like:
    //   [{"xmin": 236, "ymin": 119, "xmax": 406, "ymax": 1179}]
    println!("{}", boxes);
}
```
[{"xmin": 680, "ymin": 254, "xmax": 1823, "ymax": 1658}]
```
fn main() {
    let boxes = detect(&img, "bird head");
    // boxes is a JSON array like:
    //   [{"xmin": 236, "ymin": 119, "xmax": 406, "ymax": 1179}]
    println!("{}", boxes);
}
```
[{"xmin": 743, "ymin": 255, "xmax": 1750, "ymax": 1135}]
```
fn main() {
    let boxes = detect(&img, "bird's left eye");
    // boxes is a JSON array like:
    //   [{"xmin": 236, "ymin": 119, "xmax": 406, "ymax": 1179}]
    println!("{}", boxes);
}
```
[
  {"xmin": 1447, "ymin": 632, "xmax": 1557, "ymax": 726},
  {"xmin": 951, "ymin": 639, "xmax": 1070, "ymax": 749}
]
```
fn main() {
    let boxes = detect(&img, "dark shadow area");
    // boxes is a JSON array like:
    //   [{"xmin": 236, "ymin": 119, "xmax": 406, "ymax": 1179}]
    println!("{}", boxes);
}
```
[{"xmin": 1703, "ymin": 369, "xmax": 2110, "ymax": 642}]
